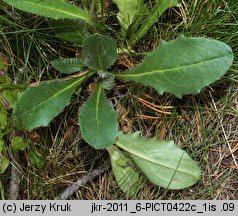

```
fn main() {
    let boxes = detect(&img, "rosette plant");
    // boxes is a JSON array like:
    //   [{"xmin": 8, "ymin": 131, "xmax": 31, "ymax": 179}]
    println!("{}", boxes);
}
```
[{"xmin": 2, "ymin": 0, "xmax": 234, "ymax": 196}]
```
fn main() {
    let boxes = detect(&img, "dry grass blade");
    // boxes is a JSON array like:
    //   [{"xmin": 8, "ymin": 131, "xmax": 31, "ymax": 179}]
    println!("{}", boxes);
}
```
[
  {"xmin": 118, "ymin": 55, "xmax": 135, "ymax": 69},
  {"xmin": 137, "ymin": 114, "xmax": 161, "ymax": 120},
  {"xmin": 229, "ymin": 165, "xmax": 238, "ymax": 171},
  {"xmin": 230, "ymin": 144, "xmax": 238, "ymax": 155},
  {"xmin": 209, "ymin": 92, "xmax": 238, "ymax": 167},
  {"xmin": 138, "ymin": 97, "xmax": 173, "ymax": 115}
]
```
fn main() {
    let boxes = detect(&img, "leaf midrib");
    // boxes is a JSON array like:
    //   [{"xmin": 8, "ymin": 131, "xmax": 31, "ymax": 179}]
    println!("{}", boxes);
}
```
[
  {"xmin": 95, "ymin": 83, "xmax": 103, "ymax": 138},
  {"xmin": 116, "ymin": 141, "xmax": 199, "ymax": 178},
  {"xmin": 11, "ymin": 0, "xmax": 88, "ymax": 20},
  {"xmin": 96, "ymin": 41, "xmax": 103, "ymax": 70},
  {"xmin": 19, "ymin": 77, "xmax": 84, "ymax": 118},
  {"xmin": 120, "ymin": 53, "xmax": 230, "ymax": 78}
]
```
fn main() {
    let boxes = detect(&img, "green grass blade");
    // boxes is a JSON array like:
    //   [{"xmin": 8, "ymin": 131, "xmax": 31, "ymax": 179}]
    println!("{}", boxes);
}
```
[
  {"xmin": 128, "ymin": 0, "xmax": 180, "ymax": 46},
  {"xmin": 112, "ymin": 0, "xmax": 144, "ymax": 33}
]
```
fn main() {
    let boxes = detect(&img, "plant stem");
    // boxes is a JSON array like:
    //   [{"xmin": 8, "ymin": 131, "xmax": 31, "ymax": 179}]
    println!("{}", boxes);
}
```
[
  {"xmin": 56, "ymin": 159, "xmax": 111, "ymax": 200},
  {"xmin": 9, "ymin": 156, "xmax": 21, "ymax": 200}
]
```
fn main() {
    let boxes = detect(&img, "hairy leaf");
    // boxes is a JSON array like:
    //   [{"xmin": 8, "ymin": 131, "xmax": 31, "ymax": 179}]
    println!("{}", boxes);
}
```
[
  {"xmin": 116, "ymin": 132, "xmax": 201, "ymax": 189},
  {"xmin": 3, "ymin": 0, "xmax": 89, "ymax": 21},
  {"xmin": 82, "ymin": 34, "xmax": 118, "ymax": 71},
  {"xmin": 78, "ymin": 82, "xmax": 118, "ymax": 149},
  {"xmin": 51, "ymin": 58, "xmax": 85, "ymax": 74},
  {"xmin": 102, "ymin": 73, "xmax": 115, "ymax": 91},
  {"xmin": 119, "ymin": 36, "xmax": 233, "ymax": 97},
  {"xmin": 129, "ymin": 0, "xmax": 180, "ymax": 46},
  {"xmin": 14, "ymin": 74, "xmax": 92, "ymax": 130},
  {"xmin": 48, "ymin": 19, "xmax": 90, "ymax": 44},
  {"xmin": 108, "ymin": 145, "xmax": 141, "ymax": 197}
]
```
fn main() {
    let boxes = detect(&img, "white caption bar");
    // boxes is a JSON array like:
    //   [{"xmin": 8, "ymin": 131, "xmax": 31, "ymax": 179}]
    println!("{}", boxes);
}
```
[{"xmin": 0, "ymin": 200, "xmax": 237, "ymax": 216}]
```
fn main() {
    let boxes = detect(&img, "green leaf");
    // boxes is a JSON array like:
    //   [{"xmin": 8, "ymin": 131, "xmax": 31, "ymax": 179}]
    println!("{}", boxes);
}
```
[
  {"xmin": 0, "ymin": 139, "xmax": 4, "ymax": 153},
  {"xmin": 108, "ymin": 145, "xmax": 141, "ymax": 197},
  {"xmin": 28, "ymin": 150, "xmax": 45, "ymax": 169},
  {"xmin": 0, "ymin": 75, "xmax": 19, "ymax": 91},
  {"xmin": 13, "ymin": 74, "xmax": 92, "ymax": 130},
  {"xmin": 51, "ymin": 58, "xmax": 86, "ymax": 74},
  {"xmin": 119, "ymin": 36, "xmax": 234, "ymax": 98},
  {"xmin": 0, "ymin": 75, "xmax": 10, "ymax": 85},
  {"xmin": 3, "ymin": 89, "xmax": 21, "ymax": 109},
  {"xmin": 78, "ymin": 82, "xmax": 118, "ymax": 149},
  {"xmin": 0, "ymin": 155, "xmax": 10, "ymax": 174},
  {"xmin": 112, "ymin": 0, "xmax": 144, "ymax": 32},
  {"xmin": 115, "ymin": 132, "xmax": 201, "ymax": 189},
  {"xmin": 48, "ymin": 19, "xmax": 90, "ymax": 45},
  {"xmin": 11, "ymin": 136, "xmax": 30, "ymax": 151},
  {"xmin": 129, "ymin": 0, "xmax": 180, "ymax": 46},
  {"xmin": 82, "ymin": 34, "xmax": 118, "ymax": 71},
  {"xmin": 0, "ymin": 100, "xmax": 7, "ymax": 130},
  {"xmin": 0, "ymin": 139, "xmax": 10, "ymax": 174},
  {"xmin": 101, "ymin": 73, "xmax": 115, "ymax": 91},
  {"xmin": 0, "ymin": 57, "xmax": 8, "ymax": 72},
  {"xmin": 3, "ymin": 0, "xmax": 90, "ymax": 22}
]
